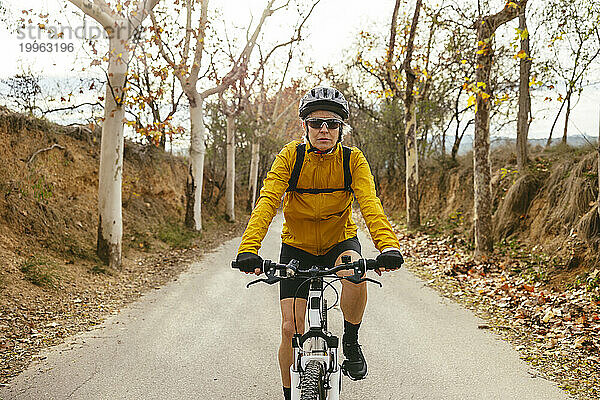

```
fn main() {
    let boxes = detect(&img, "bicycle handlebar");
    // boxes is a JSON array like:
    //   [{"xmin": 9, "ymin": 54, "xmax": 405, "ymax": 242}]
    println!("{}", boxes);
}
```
[{"xmin": 231, "ymin": 257, "xmax": 383, "ymax": 288}]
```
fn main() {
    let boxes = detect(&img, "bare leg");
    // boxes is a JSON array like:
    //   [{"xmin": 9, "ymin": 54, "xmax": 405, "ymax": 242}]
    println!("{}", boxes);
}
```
[
  {"xmin": 335, "ymin": 250, "xmax": 367, "ymax": 324},
  {"xmin": 279, "ymin": 298, "xmax": 307, "ymax": 388}
]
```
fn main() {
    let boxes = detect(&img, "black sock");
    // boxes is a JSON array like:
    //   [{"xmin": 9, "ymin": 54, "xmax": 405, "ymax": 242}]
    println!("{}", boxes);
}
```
[
  {"xmin": 283, "ymin": 386, "xmax": 291, "ymax": 400},
  {"xmin": 343, "ymin": 320, "xmax": 361, "ymax": 343}
]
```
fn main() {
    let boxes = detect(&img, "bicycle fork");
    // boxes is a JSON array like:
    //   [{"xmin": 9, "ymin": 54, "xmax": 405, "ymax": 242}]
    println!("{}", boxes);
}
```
[{"xmin": 290, "ymin": 287, "xmax": 342, "ymax": 400}]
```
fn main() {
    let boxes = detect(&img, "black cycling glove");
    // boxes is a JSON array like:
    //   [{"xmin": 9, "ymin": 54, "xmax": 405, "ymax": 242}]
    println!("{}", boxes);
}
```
[
  {"xmin": 376, "ymin": 250, "xmax": 404, "ymax": 269},
  {"xmin": 235, "ymin": 252, "xmax": 263, "ymax": 272}
]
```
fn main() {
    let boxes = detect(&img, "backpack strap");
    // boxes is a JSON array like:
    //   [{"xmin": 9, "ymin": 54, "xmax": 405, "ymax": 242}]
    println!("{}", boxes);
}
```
[
  {"xmin": 342, "ymin": 145, "xmax": 353, "ymax": 192},
  {"xmin": 286, "ymin": 143, "xmax": 306, "ymax": 193},
  {"xmin": 287, "ymin": 143, "xmax": 353, "ymax": 194}
]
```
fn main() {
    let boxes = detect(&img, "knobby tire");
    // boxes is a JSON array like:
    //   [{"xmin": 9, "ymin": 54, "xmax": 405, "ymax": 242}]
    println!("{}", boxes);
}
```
[{"xmin": 300, "ymin": 360, "xmax": 326, "ymax": 400}]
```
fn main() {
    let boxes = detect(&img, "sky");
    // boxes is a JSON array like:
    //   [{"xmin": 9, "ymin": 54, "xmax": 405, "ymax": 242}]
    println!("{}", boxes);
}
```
[
  {"xmin": 0, "ymin": 0, "xmax": 395, "ymax": 78},
  {"xmin": 1, "ymin": 0, "xmax": 598, "ymax": 141}
]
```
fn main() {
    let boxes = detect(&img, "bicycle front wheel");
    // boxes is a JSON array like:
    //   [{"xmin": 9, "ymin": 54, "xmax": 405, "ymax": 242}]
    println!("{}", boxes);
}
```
[{"xmin": 300, "ymin": 360, "xmax": 326, "ymax": 400}]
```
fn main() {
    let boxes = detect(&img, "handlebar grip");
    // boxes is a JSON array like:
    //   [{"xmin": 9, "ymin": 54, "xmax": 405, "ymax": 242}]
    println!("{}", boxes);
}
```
[
  {"xmin": 365, "ymin": 259, "xmax": 379, "ymax": 270},
  {"xmin": 231, "ymin": 260, "xmax": 263, "ymax": 272}
]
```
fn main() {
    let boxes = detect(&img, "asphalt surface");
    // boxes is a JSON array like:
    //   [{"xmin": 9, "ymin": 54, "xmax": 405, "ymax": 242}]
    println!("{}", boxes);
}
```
[{"xmin": 1, "ymin": 213, "xmax": 570, "ymax": 399}]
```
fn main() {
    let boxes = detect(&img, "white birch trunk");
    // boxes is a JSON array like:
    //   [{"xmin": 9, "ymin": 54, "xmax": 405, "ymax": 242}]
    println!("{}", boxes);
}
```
[
  {"xmin": 68, "ymin": 0, "xmax": 160, "ymax": 269},
  {"xmin": 248, "ymin": 139, "xmax": 260, "ymax": 209},
  {"xmin": 225, "ymin": 113, "xmax": 235, "ymax": 221},
  {"xmin": 405, "ymin": 105, "xmax": 419, "ymax": 229},
  {"xmin": 97, "ymin": 36, "xmax": 127, "ymax": 268},
  {"xmin": 185, "ymin": 94, "xmax": 206, "ymax": 231}
]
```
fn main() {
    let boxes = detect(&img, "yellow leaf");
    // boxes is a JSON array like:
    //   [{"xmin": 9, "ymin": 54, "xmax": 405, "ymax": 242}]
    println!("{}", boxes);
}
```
[
  {"xmin": 529, "ymin": 76, "xmax": 537, "ymax": 87},
  {"xmin": 467, "ymin": 95, "xmax": 476, "ymax": 107},
  {"xmin": 507, "ymin": 1, "xmax": 518, "ymax": 8},
  {"xmin": 481, "ymin": 92, "xmax": 490, "ymax": 100},
  {"xmin": 477, "ymin": 81, "xmax": 487, "ymax": 89},
  {"xmin": 519, "ymin": 28, "xmax": 529, "ymax": 40},
  {"xmin": 461, "ymin": 59, "xmax": 467, "ymax": 64},
  {"xmin": 515, "ymin": 50, "xmax": 527, "ymax": 59}
]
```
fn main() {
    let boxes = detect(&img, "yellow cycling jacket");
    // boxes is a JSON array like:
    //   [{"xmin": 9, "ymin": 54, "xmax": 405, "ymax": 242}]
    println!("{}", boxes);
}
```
[{"xmin": 238, "ymin": 140, "xmax": 400, "ymax": 256}]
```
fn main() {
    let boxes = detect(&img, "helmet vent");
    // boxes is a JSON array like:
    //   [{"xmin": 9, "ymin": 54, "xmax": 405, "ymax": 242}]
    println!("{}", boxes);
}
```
[{"xmin": 298, "ymin": 86, "xmax": 349, "ymax": 120}]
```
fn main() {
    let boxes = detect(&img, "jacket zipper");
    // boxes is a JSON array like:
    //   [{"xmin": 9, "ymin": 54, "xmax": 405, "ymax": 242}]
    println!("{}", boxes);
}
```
[{"xmin": 315, "ymin": 154, "xmax": 322, "ymax": 254}]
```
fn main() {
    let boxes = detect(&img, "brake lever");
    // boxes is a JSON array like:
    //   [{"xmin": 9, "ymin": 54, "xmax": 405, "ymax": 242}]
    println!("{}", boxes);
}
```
[
  {"xmin": 362, "ymin": 277, "xmax": 382, "ymax": 287},
  {"xmin": 344, "ymin": 275, "xmax": 382, "ymax": 287},
  {"xmin": 247, "ymin": 260, "xmax": 282, "ymax": 287},
  {"xmin": 247, "ymin": 276, "xmax": 282, "ymax": 287}
]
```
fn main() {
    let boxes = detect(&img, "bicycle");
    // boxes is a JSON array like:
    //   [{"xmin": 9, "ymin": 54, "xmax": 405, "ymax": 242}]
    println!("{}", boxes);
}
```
[{"xmin": 232, "ymin": 256, "xmax": 382, "ymax": 400}]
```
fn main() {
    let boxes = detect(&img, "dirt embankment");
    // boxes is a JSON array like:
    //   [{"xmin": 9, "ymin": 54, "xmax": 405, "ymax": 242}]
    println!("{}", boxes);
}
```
[
  {"xmin": 0, "ymin": 107, "xmax": 248, "ymax": 383},
  {"xmin": 381, "ymin": 144, "xmax": 600, "ymax": 291}
]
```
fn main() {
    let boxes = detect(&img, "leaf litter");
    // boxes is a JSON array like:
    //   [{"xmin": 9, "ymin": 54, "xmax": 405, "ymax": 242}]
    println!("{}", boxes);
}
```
[{"xmin": 392, "ymin": 224, "xmax": 600, "ymax": 399}]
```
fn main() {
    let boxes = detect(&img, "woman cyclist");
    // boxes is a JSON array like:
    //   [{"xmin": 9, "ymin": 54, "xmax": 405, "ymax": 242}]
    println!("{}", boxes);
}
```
[{"xmin": 235, "ymin": 86, "xmax": 404, "ymax": 400}]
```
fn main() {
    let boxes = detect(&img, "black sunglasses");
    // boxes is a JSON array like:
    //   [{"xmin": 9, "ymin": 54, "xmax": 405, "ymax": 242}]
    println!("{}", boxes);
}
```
[{"xmin": 305, "ymin": 118, "xmax": 343, "ymax": 130}]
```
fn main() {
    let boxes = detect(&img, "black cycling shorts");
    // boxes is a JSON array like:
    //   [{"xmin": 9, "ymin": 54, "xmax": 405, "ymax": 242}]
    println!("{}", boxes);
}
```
[{"xmin": 279, "ymin": 236, "xmax": 362, "ymax": 300}]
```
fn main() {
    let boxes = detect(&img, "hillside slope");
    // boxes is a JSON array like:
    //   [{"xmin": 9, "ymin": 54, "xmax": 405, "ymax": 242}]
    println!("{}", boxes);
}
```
[{"xmin": 0, "ymin": 108, "xmax": 247, "ymax": 382}]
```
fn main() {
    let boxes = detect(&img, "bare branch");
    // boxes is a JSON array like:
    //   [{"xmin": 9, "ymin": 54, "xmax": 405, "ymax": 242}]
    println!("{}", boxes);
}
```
[
  {"xmin": 189, "ymin": 0, "xmax": 209, "ymax": 84},
  {"xmin": 67, "ymin": 0, "xmax": 115, "ymax": 30},
  {"xmin": 182, "ymin": 0, "xmax": 193, "ymax": 67},
  {"xmin": 200, "ymin": 0, "xmax": 277, "ymax": 99},
  {"xmin": 385, "ymin": 0, "xmax": 402, "ymax": 95},
  {"xmin": 356, "ymin": 58, "xmax": 387, "ymax": 93},
  {"xmin": 42, "ymin": 102, "xmax": 103, "ymax": 115},
  {"xmin": 271, "ymin": 0, "xmax": 291, "ymax": 13},
  {"xmin": 27, "ymin": 144, "xmax": 65, "ymax": 167},
  {"xmin": 128, "ymin": 0, "xmax": 161, "ymax": 35},
  {"xmin": 150, "ymin": 12, "xmax": 174, "ymax": 66}
]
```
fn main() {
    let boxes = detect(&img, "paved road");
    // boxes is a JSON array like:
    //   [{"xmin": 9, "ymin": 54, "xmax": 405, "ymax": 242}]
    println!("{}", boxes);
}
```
[{"xmin": 1, "ymin": 214, "xmax": 570, "ymax": 400}]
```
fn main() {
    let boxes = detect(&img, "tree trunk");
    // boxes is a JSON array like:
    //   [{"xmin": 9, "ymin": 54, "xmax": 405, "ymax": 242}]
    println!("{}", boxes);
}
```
[
  {"xmin": 405, "ymin": 93, "xmax": 420, "ymax": 229},
  {"xmin": 472, "ymin": 1, "xmax": 525, "ymax": 257},
  {"xmin": 248, "ymin": 138, "xmax": 260, "ymax": 211},
  {"xmin": 67, "ymin": 0, "xmax": 159, "ymax": 270},
  {"xmin": 562, "ymin": 89, "xmax": 572, "ymax": 144},
  {"xmin": 96, "ymin": 36, "xmax": 127, "ymax": 269},
  {"xmin": 441, "ymin": 129, "xmax": 446, "ymax": 158},
  {"xmin": 225, "ymin": 113, "xmax": 235, "ymax": 222},
  {"xmin": 185, "ymin": 94, "xmax": 206, "ymax": 231},
  {"xmin": 473, "ymin": 23, "xmax": 495, "ymax": 256},
  {"xmin": 403, "ymin": 0, "xmax": 422, "ymax": 230},
  {"xmin": 516, "ymin": 5, "xmax": 531, "ymax": 171}
]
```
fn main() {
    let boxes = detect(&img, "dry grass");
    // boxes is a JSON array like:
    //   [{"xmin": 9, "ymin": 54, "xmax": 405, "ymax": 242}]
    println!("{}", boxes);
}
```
[
  {"xmin": 544, "ymin": 153, "xmax": 597, "ymax": 229},
  {"xmin": 493, "ymin": 173, "xmax": 540, "ymax": 239},
  {"xmin": 577, "ymin": 205, "xmax": 600, "ymax": 242}
]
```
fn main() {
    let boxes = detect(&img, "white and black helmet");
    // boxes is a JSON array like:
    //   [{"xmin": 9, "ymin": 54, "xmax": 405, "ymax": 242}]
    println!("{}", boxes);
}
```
[{"xmin": 298, "ymin": 86, "xmax": 349, "ymax": 120}]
